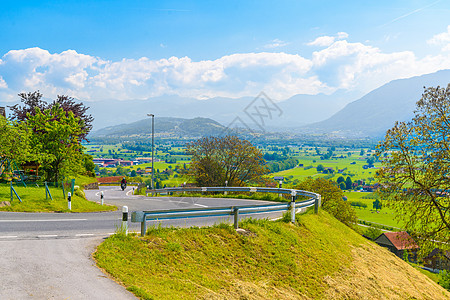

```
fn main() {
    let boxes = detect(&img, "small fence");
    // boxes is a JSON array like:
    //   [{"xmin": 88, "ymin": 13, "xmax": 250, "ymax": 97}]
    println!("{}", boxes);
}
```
[
  {"xmin": 132, "ymin": 186, "xmax": 321, "ymax": 236},
  {"xmin": 2, "ymin": 179, "xmax": 75, "ymax": 203}
]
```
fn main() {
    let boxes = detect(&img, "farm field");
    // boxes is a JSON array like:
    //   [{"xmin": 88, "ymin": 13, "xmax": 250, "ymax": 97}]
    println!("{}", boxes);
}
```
[
  {"xmin": 344, "ymin": 191, "xmax": 402, "ymax": 229},
  {"xmin": 272, "ymin": 148, "xmax": 380, "ymax": 182}
]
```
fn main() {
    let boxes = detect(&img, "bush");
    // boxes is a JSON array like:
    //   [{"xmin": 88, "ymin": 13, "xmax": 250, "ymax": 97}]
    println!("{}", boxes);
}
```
[
  {"xmin": 439, "ymin": 270, "xmax": 450, "ymax": 291},
  {"xmin": 363, "ymin": 227, "xmax": 382, "ymax": 240},
  {"xmin": 295, "ymin": 177, "xmax": 357, "ymax": 226},
  {"xmin": 350, "ymin": 201, "xmax": 367, "ymax": 209}
]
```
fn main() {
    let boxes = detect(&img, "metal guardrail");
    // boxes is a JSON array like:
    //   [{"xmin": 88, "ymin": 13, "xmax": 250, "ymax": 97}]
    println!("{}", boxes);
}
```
[{"xmin": 131, "ymin": 186, "xmax": 321, "ymax": 236}]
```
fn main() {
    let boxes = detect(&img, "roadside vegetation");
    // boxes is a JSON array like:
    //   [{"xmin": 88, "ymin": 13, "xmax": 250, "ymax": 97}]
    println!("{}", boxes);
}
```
[
  {"xmin": 95, "ymin": 210, "xmax": 449, "ymax": 299},
  {"xmin": 0, "ymin": 183, "xmax": 115, "ymax": 212}
]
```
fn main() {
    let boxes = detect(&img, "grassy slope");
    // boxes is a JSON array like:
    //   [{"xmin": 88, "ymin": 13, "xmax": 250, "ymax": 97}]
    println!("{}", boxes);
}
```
[
  {"xmin": 0, "ymin": 184, "xmax": 115, "ymax": 212},
  {"xmin": 94, "ymin": 211, "xmax": 449, "ymax": 299}
]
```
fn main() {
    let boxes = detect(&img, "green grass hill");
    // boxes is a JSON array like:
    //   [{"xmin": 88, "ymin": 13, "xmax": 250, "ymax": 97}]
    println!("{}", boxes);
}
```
[{"xmin": 94, "ymin": 211, "xmax": 449, "ymax": 299}]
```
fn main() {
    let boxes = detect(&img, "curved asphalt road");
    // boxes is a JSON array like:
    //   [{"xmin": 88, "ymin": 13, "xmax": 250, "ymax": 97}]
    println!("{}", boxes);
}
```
[{"xmin": 0, "ymin": 186, "xmax": 282, "ymax": 299}]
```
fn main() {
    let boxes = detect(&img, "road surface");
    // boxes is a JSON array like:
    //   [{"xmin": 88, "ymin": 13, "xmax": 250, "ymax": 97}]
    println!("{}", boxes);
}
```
[{"xmin": 0, "ymin": 186, "xmax": 282, "ymax": 299}]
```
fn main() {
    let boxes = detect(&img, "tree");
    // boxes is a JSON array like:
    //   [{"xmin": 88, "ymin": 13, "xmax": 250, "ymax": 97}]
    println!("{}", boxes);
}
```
[
  {"xmin": 366, "ymin": 156, "xmax": 375, "ymax": 167},
  {"xmin": 337, "ymin": 176, "xmax": 345, "ymax": 184},
  {"xmin": 186, "ymin": 136, "xmax": 268, "ymax": 186},
  {"xmin": 295, "ymin": 177, "xmax": 357, "ymax": 226},
  {"xmin": 27, "ymin": 104, "xmax": 86, "ymax": 182},
  {"xmin": 0, "ymin": 115, "xmax": 33, "ymax": 164},
  {"xmin": 373, "ymin": 199, "xmax": 382, "ymax": 211},
  {"xmin": 376, "ymin": 84, "xmax": 450, "ymax": 251},
  {"xmin": 345, "ymin": 176, "xmax": 352, "ymax": 190},
  {"xmin": 8, "ymin": 91, "xmax": 93, "ymax": 141},
  {"xmin": 316, "ymin": 164, "xmax": 324, "ymax": 172}
]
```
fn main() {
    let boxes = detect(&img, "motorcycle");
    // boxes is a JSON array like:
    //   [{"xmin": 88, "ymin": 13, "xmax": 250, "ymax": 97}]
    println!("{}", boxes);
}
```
[{"xmin": 121, "ymin": 182, "xmax": 127, "ymax": 191}]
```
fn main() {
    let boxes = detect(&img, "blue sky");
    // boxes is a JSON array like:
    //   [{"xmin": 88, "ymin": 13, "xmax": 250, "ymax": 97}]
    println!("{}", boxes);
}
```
[{"xmin": 0, "ymin": 0, "xmax": 449, "ymax": 103}]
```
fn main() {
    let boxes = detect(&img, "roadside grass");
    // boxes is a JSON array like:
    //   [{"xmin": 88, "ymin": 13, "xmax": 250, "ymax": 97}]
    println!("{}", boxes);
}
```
[
  {"xmin": 95, "ymin": 210, "xmax": 364, "ymax": 299},
  {"xmin": 0, "ymin": 184, "xmax": 116, "ymax": 212},
  {"xmin": 72, "ymin": 174, "xmax": 98, "ymax": 187},
  {"xmin": 95, "ymin": 210, "xmax": 450, "ymax": 299},
  {"xmin": 412, "ymin": 264, "xmax": 441, "ymax": 284}
]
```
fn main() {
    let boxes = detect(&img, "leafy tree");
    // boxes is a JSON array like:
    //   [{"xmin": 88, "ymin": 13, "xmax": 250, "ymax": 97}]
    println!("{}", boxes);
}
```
[
  {"xmin": 337, "ymin": 176, "xmax": 345, "ymax": 184},
  {"xmin": 345, "ymin": 176, "xmax": 352, "ymax": 190},
  {"xmin": 316, "ymin": 164, "xmax": 324, "ymax": 172},
  {"xmin": 0, "ymin": 115, "xmax": 33, "ymax": 164},
  {"xmin": 366, "ymin": 156, "xmax": 375, "ymax": 167},
  {"xmin": 363, "ymin": 227, "xmax": 382, "ymax": 240},
  {"xmin": 376, "ymin": 84, "xmax": 450, "ymax": 251},
  {"xmin": 83, "ymin": 154, "xmax": 95, "ymax": 176},
  {"xmin": 295, "ymin": 177, "xmax": 357, "ymax": 226},
  {"xmin": 439, "ymin": 270, "xmax": 450, "ymax": 291},
  {"xmin": 373, "ymin": 199, "xmax": 382, "ymax": 211},
  {"xmin": 9, "ymin": 91, "xmax": 93, "ymax": 141},
  {"xmin": 186, "ymin": 136, "xmax": 268, "ymax": 186},
  {"xmin": 339, "ymin": 182, "xmax": 346, "ymax": 190},
  {"xmin": 360, "ymin": 149, "xmax": 365, "ymax": 156},
  {"xmin": 27, "ymin": 104, "xmax": 86, "ymax": 182}
]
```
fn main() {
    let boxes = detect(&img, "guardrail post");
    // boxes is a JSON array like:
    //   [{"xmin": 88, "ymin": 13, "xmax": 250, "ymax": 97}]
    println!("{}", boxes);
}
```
[
  {"xmin": 314, "ymin": 195, "xmax": 321, "ymax": 214},
  {"xmin": 122, "ymin": 206, "xmax": 128, "ymax": 235},
  {"xmin": 141, "ymin": 215, "xmax": 147, "ymax": 236},
  {"xmin": 290, "ymin": 195, "xmax": 296, "ymax": 223},
  {"xmin": 67, "ymin": 192, "xmax": 72, "ymax": 210},
  {"xmin": 233, "ymin": 207, "xmax": 239, "ymax": 229},
  {"xmin": 100, "ymin": 191, "xmax": 104, "ymax": 205}
]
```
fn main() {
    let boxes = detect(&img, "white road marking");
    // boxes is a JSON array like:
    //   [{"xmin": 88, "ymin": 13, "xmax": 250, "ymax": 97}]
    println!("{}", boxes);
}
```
[
  {"xmin": 38, "ymin": 235, "xmax": 58, "ymax": 238},
  {"xmin": 0, "ymin": 235, "xmax": 18, "ymax": 239},
  {"xmin": 126, "ymin": 190, "xmax": 133, "ymax": 196},
  {"xmin": 75, "ymin": 233, "xmax": 94, "ymax": 237},
  {"xmin": 194, "ymin": 203, "xmax": 208, "ymax": 208},
  {"xmin": 0, "ymin": 219, "xmax": 88, "ymax": 223}
]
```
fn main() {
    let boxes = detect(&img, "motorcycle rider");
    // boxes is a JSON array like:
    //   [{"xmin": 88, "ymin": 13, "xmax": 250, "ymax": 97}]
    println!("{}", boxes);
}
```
[{"xmin": 121, "ymin": 177, "xmax": 127, "ymax": 191}]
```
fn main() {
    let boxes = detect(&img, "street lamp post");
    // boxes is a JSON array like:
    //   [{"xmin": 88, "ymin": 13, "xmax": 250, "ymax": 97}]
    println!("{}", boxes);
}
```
[{"xmin": 147, "ymin": 114, "xmax": 155, "ymax": 192}]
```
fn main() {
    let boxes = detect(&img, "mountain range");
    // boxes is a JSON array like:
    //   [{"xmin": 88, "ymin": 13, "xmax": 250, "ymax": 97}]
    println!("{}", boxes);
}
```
[
  {"xmin": 88, "ymin": 69, "xmax": 450, "ymax": 139},
  {"xmin": 302, "ymin": 69, "xmax": 450, "ymax": 138},
  {"xmin": 89, "ymin": 117, "xmax": 226, "ymax": 139}
]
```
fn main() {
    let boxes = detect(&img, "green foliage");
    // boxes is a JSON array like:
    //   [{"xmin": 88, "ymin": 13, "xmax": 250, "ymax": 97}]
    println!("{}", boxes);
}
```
[
  {"xmin": 363, "ymin": 226, "xmax": 382, "ymax": 240},
  {"xmin": 439, "ymin": 270, "xmax": 450, "ymax": 291},
  {"xmin": 186, "ymin": 136, "xmax": 268, "ymax": 187},
  {"xmin": 0, "ymin": 183, "xmax": 115, "ymax": 212},
  {"xmin": 373, "ymin": 199, "xmax": 382, "ymax": 210},
  {"xmin": 350, "ymin": 201, "xmax": 367, "ymax": 209},
  {"xmin": 27, "ymin": 104, "xmax": 86, "ymax": 182},
  {"xmin": 345, "ymin": 176, "xmax": 352, "ymax": 190},
  {"xmin": 295, "ymin": 177, "xmax": 357, "ymax": 226},
  {"xmin": 0, "ymin": 115, "xmax": 33, "ymax": 164},
  {"xmin": 376, "ymin": 84, "xmax": 450, "ymax": 250},
  {"xmin": 403, "ymin": 249, "xmax": 409, "ymax": 262}
]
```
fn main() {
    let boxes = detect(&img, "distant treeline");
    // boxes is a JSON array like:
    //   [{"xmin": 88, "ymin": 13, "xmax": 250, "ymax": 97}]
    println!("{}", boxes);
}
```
[{"xmin": 266, "ymin": 157, "xmax": 299, "ymax": 173}]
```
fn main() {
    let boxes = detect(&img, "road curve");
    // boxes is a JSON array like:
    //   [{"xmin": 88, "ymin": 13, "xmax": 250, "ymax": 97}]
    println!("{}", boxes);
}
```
[{"xmin": 0, "ymin": 186, "xmax": 283, "ymax": 299}]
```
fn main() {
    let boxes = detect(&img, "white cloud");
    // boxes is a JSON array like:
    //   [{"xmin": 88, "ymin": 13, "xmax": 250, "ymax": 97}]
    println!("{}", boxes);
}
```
[
  {"xmin": 428, "ymin": 25, "xmax": 450, "ymax": 51},
  {"xmin": 264, "ymin": 39, "xmax": 289, "ymax": 49},
  {"xmin": 307, "ymin": 36, "xmax": 335, "ymax": 47},
  {"xmin": 1, "ymin": 28, "xmax": 450, "ymax": 102},
  {"xmin": 337, "ymin": 32, "xmax": 349, "ymax": 39},
  {"xmin": 0, "ymin": 76, "xmax": 7, "ymax": 89}
]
